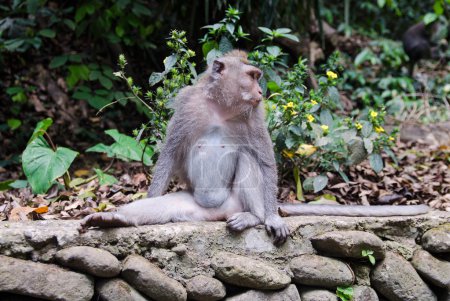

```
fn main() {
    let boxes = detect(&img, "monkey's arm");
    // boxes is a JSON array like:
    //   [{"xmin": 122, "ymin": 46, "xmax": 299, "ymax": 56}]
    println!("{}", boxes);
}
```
[
  {"xmin": 278, "ymin": 203, "xmax": 429, "ymax": 217},
  {"xmin": 259, "ymin": 161, "xmax": 290, "ymax": 245},
  {"xmin": 147, "ymin": 147, "xmax": 175, "ymax": 197},
  {"xmin": 147, "ymin": 116, "xmax": 183, "ymax": 197}
]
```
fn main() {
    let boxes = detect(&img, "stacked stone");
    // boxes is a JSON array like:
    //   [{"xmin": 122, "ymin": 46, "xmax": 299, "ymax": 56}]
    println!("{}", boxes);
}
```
[{"xmin": 0, "ymin": 220, "xmax": 449, "ymax": 300}]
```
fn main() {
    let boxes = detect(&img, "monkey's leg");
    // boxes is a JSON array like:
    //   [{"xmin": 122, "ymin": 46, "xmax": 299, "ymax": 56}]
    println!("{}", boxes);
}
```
[
  {"xmin": 79, "ymin": 191, "xmax": 243, "ymax": 232},
  {"xmin": 225, "ymin": 153, "xmax": 266, "ymax": 231},
  {"xmin": 229, "ymin": 152, "xmax": 289, "ymax": 245}
]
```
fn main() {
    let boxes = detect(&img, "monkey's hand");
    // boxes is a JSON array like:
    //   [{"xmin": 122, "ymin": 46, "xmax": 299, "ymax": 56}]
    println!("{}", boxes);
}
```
[
  {"xmin": 78, "ymin": 212, "xmax": 134, "ymax": 233},
  {"xmin": 265, "ymin": 215, "xmax": 289, "ymax": 246}
]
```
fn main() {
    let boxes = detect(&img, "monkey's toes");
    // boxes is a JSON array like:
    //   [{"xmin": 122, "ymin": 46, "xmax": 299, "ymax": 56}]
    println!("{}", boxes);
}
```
[
  {"xmin": 226, "ymin": 212, "xmax": 260, "ymax": 232},
  {"xmin": 78, "ymin": 212, "xmax": 131, "ymax": 233}
]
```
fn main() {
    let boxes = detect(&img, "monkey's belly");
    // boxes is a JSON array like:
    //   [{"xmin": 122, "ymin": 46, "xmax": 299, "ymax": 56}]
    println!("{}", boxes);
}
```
[{"xmin": 187, "ymin": 131, "xmax": 238, "ymax": 208}]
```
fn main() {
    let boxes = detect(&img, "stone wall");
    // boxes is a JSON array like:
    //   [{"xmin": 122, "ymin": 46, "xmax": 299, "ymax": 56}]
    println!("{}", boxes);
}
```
[{"xmin": 0, "ymin": 212, "xmax": 449, "ymax": 301}]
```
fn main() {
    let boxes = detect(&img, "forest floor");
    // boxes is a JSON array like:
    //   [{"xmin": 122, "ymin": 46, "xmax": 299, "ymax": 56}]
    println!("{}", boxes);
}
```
[{"xmin": 1, "ymin": 132, "xmax": 449, "ymax": 222}]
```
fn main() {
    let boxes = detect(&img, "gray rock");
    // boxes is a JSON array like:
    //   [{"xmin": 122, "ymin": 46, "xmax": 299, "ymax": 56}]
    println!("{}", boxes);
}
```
[
  {"xmin": 55, "ymin": 246, "xmax": 121, "ymax": 277},
  {"xmin": 411, "ymin": 249, "xmax": 450, "ymax": 289},
  {"xmin": 350, "ymin": 263, "xmax": 372, "ymax": 286},
  {"xmin": 353, "ymin": 285, "xmax": 379, "ymax": 301},
  {"xmin": 311, "ymin": 230, "xmax": 385, "ymax": 260},
  {"xmin": 371, "ymin": 251, "xmax": 437, "ymax": 301},
  {"xmin": 290, "ymin": 254, "xmax": 353, "ymax": 288},
  {"xmin": 0, "ymin": 255, "xmax": 93, "ymax": 301},
  {"xmin": 121, "ymin": 254, "xmax": 187, "ymax": 301},
  {"xmin": 212, "ymin": 252, "xmax": 291, "ymax": 290},
  {"xmin": 299, "ymin": 287, "xmax": 338, "ymax": 301},
  {"xmin": 96, "ymin": 278, "xmax": 149, "ymax": 301},
  {"xmin": 422, "ymin": 225, "xmax": 450, "ymax": 253},
  {"xmin": 186, "ymin": 275, "xmax": 226, "ymax": 301},
  {"xmin": 226, "ymin": 284, "xmax": 300, "ymax": 301}
]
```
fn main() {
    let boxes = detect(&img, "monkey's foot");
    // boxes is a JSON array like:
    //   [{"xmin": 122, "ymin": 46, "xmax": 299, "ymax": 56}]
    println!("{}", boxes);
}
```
[
  {"xmin": 226, "ymin": 212, "xmax": 261, "ymax": 232},
  {"xmin": 265, "ymin": 215, "xmax": 290, "ymax": 246},
  {"xmin": 78, "ymin": 212, "xmax": 133, "ymax": 233}
]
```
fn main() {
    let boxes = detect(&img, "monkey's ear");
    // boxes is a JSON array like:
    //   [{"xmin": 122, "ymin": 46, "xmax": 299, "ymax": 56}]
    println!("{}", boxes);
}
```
[{"xmin": 212, "ymin": 59, "xmax": 225, "ymax": 75}]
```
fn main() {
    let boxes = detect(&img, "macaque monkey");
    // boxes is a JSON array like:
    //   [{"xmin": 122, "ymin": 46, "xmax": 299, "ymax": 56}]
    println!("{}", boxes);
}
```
[
  {"xmin": 402, "ymin": 22, "xmax": 443, "ymax": 76},
  {"xmin": 79, "ymin": 50, "xmax": 429, "ymax": 245}
]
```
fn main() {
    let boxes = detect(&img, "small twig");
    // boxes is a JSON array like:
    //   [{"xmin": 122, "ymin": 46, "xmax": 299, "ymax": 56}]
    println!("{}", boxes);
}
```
[
  {"xmin": 103, "ymin": 158, "xmax": 115, "ymax": 173},
  {"xmin": 96, "ymin": 97, "xmax": 135, "ymax": 115}
]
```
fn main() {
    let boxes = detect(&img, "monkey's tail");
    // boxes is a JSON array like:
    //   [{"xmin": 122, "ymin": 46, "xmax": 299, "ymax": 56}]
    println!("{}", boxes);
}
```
[{"xmin": 277, "ymin": 203, "xmax": 430, "ymax": 217}]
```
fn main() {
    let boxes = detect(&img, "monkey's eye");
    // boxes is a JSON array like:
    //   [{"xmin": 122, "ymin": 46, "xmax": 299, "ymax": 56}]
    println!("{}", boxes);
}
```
[{"xmin": 247, "ymin": 70, "xmax": 262, "ymax": 81}]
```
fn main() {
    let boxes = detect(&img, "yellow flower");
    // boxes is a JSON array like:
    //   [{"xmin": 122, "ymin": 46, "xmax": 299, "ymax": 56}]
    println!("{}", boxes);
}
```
[
  {"xmin": 291, "ymin": 110, "xmax": 298, "ymax": 116},
  {"xmin": 306, "ymin": 114, "xmax": 315, "ymax": 122},
  {"xmin": 375, "ymin": 126, "xmax": 385, "ymax": 133},
  {"xmin": 326, "ymin": 70, "xmax": 338, "ymax": 80},
  {"xmin": 370, "ymin": 111, "xmax": 378, "ymax": 118},
  {"xmin": 282, "ymin": 149, "xmax": 295, "ymax": 159},
  {"xmin": 311, "ymin": 99, "xmax": 318, "ymax": 105},
  {"xmin": 296, "ymin": 144, "xmax": 317, "ymax": 157},
  {"xmin": 320, "ymin": 125, "xmax": 329, "ymax": 133},
  {"xmin": 355, "ymin": 122, "xmax": 363, "ymax": 130},
  {"xmin": 444, "ymin": 84, "xmax": 450, "ymax": 94},
  {"xmin": 282, "ymin": 102, "xmax": 294, "ymax": 110},
  {"xmin": 271, "ymin": 105, "xmax": 276, "ymax": 110},
  {"xmin": 389, "ymin": 136, "xmax": 395, "ymax": 141}
]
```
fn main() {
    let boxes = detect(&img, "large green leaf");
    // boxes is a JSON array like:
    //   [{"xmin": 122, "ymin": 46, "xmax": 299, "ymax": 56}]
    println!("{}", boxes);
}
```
[
  {"xmin": 28, "ymin": 118, "xmax": 53, "ymax": 144},
  {"xmin": 87, "ymin": 129, "xmax": 154, "ymax": 166},
  {"xmin": 369, "ymin": 153, "xmax": 384, "ymax": 173},
  {"xmin": 22, "ymin": 137, "xmax": 78, "ymax": 194},
  {"xmin": 94, "ymin": 168, "xmax": 118, "ymax": 186},
  {"xmin": 313, "ymin": 175, "xmax": 329, "ymax": 193}
]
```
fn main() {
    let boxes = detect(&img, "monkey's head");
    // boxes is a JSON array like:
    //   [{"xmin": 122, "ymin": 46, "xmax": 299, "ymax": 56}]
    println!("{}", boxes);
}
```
[{"xmin": 207, "ymin": 50, "xmax": 263, "ymax": 113}]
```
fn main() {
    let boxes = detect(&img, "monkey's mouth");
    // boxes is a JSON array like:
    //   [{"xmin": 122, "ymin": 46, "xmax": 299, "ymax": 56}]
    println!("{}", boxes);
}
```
[{"xmin": 250, "ymin": 98, "xmax": 262, "ymax": 107}]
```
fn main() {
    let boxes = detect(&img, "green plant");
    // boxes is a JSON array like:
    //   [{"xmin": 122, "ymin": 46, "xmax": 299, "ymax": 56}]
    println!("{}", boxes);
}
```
[
  {"xmin": 362, "ymin": 249, "xmax": 376, "ymax": 265},
  {"xmin": 113, "ymin": 30, "xmax": 197, "ymax": 141},
  {"xmin": 266, "ymin": 52, "xmax": 396, "ymax": 195},
  {"xmin": 22, "ymin": 118, "xmax": 78, "ymax": 194},
  {"xmin": 200, "ymin": 6, "xmax": 249, "ymax": 63},
  {"xmin": 336, "ymin": 286, "xmax": 354, "ymax": 301},
  {"xmin": 87, "ymin": 129, "xmax": 154, "ymax": 166}
]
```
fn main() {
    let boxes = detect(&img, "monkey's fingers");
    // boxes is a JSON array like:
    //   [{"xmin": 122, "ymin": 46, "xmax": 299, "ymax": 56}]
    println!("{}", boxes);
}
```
[{"xmin": 265, "ymin": 221, "xmax": 289, "ymax": 246}]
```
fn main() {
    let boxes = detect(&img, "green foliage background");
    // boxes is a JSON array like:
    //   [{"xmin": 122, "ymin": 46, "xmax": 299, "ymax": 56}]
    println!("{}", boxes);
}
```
[{"xmin": 1, "ymin": 0, "xmax": 449, "ymax": 194}]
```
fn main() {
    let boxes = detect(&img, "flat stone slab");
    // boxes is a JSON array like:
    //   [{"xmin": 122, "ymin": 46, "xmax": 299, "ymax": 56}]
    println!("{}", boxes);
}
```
[
  {"xmin": 55, "ymin": 246, "xmax": 121, "ymax": 277},
  {"xmin": 0, "ymin": 255, "xmax": 93, "ymax": 301},
  {"xmin": 311, "ymin": 230, "xmax": 385, "ymax": 259},
  {"xmin": 290, "ymin": 254, "xmax": 353, "ymax": 288},
  {"xmin": 411, "ymin": 249, "xmax": 450, "ymax": 289},
  {"xmin": 371, "ymin": 251, "xmax": 437, "ymax": 301},
  {"xmin": 121, "ymin": 254, "xmax": 187, "ymax": 301},
  {"xmin": 212, "ymin": 251, "xmax": 291, "ymax": 289}
]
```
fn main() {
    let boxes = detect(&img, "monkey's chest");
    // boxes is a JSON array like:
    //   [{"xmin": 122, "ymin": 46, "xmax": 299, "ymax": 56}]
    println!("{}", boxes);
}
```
[
  {"xmin": 186, "ymin": 129, "xmax": 240, "ymax": 207},
  {"xmin": 187, "ymin": 129, "xmax": 239, "ymax": 174}
]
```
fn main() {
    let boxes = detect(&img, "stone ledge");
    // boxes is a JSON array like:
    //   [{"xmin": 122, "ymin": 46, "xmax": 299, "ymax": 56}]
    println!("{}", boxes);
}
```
[{"xmin": 0, "ymin": 212, "xmax": 449, "ymax": 300}]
